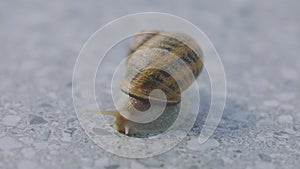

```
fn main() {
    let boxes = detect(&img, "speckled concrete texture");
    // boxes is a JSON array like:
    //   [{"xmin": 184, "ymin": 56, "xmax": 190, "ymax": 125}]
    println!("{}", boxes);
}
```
[{"xmin": 1, "ymin": 0, "xmax": 300, "ymax": 169}]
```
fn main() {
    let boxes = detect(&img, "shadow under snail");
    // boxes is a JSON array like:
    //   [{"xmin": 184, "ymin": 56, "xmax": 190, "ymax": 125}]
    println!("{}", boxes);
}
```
[{"xmin": 90, "ymin": 30, "xmax": 203, "ymax": 136}]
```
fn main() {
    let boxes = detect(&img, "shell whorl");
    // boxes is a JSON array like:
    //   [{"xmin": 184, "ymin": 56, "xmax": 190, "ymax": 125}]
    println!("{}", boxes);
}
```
[{"xmin": 120, "ymin": 30, "xmax": 203, "ymax": 103}]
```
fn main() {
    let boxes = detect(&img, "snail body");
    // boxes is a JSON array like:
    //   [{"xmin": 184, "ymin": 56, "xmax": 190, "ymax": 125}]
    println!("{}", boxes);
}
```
[
  {"xmin": 103, "ymin": 97, "xmax": 181, "ymax": 136},
  {"xmin": 97, "ymin": 30, "xmax": 203, "ymax": 136}
]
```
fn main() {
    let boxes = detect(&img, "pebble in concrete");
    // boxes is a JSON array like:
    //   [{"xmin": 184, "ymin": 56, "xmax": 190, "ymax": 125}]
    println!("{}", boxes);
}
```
[
  {"xmin": 29, "ymin": 115, "xmax": 47, "ymax": 125},
  {"xmin": 0, "ymin": 136, "xmax": 22, "ymax": 150},
  {"xmin": 2, "ymin": 115, "xmax": 22, "ymax": 126}
]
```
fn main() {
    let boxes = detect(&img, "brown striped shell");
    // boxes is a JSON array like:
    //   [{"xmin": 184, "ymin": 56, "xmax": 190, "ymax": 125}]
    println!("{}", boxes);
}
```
[{"xmin": 120, "ymin": 30, "xmax": 203, "ymax": 104}]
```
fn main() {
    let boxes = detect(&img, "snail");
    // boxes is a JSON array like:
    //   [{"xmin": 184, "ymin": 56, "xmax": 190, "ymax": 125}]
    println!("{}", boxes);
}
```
[{"xmin": 91, "ymin": 30, "xmax": 203, "ymax": 136}]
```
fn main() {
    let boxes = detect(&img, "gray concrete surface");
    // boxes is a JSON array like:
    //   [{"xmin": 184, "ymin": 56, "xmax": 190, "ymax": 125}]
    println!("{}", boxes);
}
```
[{"xmin": 1, "ymin": 0, "xmax": 300, "ymax": 169}]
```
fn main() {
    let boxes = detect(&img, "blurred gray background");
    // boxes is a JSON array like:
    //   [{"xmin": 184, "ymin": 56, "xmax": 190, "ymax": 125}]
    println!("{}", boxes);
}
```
[{"xmin": 1, "ymin": 0, "xmax": 300, "ymax": 169}]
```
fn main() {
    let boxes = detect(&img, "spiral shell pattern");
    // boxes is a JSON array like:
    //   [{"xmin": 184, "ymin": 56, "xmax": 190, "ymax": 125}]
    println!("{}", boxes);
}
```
[{"xmin": 120, "ymin": 30, "xmax": 203, "ymax": 103}]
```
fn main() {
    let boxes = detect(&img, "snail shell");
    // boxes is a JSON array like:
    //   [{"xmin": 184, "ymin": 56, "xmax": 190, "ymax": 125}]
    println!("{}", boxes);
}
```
[
  {"xmin": 94, "ymin": 30, "xmax": 203, "ymax": 136},
  {"xmin": 120, "ymin": 30, "xmax": 203, "ymax": 104}
]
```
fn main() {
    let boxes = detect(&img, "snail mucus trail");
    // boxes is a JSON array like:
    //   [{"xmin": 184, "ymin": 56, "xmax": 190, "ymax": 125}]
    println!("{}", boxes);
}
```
[{"xmin": 90, "ymin": 30, "xmax": 203, "ymax": 136}]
